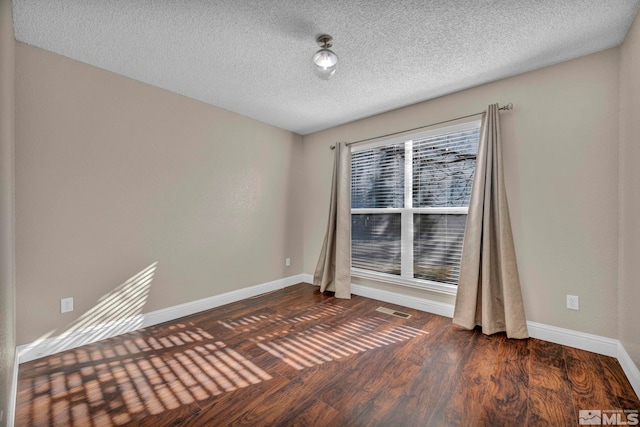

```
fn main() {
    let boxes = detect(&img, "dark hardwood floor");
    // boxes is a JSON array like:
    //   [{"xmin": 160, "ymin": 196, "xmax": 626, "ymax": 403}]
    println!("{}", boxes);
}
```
[{"xmin": 16, "ymin": 283, "xmax": 639, "ymax": 426}]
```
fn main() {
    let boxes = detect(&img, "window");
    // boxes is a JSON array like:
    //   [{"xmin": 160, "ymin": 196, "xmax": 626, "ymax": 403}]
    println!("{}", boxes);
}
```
[{"xmin": 351, "ymin": 120, "xmax": 481, "ymax": 293}]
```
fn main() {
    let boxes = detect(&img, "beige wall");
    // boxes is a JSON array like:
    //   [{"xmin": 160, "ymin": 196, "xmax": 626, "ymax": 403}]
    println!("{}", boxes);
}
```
[
  {"xmin": 619, "ymin": 12, "xmax": 640, "ymax": 369},
  {"xmin": 0, "ymin": 0, "xmax": 15, "ymax": 421},
  {"xmin": 15, "ymin": 43, "xmax": 303, "ymax": 345},
  {"xmin": 12, "ymin": 11, "xmax": 636, "ymax": 365},
  {"xmin": 303, "ymin": 48, "xmax": 621, "ymax": 338}
]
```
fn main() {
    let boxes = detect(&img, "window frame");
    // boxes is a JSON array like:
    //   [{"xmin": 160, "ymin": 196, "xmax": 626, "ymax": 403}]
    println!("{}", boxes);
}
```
[{"xmin": 350, "ymin": 119, "xmax": 482, "ymax": 295}]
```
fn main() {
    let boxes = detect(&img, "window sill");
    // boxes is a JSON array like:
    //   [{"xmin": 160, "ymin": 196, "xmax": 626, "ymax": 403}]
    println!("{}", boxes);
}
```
[{"xmin": 351, "ymin": 268, "xmax": 458, "ymax": 296}]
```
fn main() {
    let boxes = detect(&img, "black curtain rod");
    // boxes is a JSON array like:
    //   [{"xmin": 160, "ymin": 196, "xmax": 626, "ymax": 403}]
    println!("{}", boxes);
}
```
[{"xmin": 330, "ymin": 103, "xmax": 513, "ymax": 150}]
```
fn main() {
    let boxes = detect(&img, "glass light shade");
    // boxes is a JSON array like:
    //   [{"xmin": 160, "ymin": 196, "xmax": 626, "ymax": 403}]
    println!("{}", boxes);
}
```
[{"xmin": 312, "ymin": 48, "xmax": 338, "ymax": 80}]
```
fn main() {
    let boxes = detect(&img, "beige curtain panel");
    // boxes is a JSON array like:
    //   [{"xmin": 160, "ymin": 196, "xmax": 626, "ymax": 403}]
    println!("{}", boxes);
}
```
[
  {"xmin": 453, "ymin": 104, "xmax": 528, "ymax": 339},
  {"xmin": 313, "ymin": 142, "xmax": 352, "ymax": 299}
]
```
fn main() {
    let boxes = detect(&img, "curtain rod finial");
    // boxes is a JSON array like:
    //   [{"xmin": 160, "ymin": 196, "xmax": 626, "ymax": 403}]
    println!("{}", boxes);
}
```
[
  {"xmin": 502, "ymin": 102, "xmax": 513, "ymax": 111},
  {"xmin": 330, "ymin": 145, "xmax": 336, "ymax": 150}
]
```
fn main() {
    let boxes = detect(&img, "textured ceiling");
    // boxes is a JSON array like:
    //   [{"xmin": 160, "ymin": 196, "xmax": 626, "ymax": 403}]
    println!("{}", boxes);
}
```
[{"xmin": 12, "ymin": 0, "xmax": 640, "ymax": 135}]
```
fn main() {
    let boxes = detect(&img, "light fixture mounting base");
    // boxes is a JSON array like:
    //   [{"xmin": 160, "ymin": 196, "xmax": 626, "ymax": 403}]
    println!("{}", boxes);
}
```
[{"xmin": 316, "ymin": 34, "xmax": 333, "ymax": 48}]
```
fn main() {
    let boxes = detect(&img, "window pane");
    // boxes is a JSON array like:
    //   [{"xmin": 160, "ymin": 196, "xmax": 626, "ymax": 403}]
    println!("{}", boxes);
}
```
[
  {"xmin": 412, "ymin": 128, "xmax": 479, "ymax": 207},
  {"xmin": 352, "ymin": 143, "xmax": 405, "ymax": 208},
  {"xmin": 413, "ymin": 214, "xmax": 467, "ymax": 285},
  {"xmin": 352, "ymin": 214, "xmax": 401, "ymax": 275}
]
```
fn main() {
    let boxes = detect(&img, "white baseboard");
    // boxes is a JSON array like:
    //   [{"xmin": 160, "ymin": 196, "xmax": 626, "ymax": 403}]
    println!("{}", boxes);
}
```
[
  {"xmin": 618, "ymin": 341, "xmax": 640, "ymax": 399},
  {"xmin": 348, "ymin": 281, "xmax": 622, "ymax": 357},
  {"xmin": 302, "ymin": 274, "xmax": 456, "ymax": 318},
  {"xmin": 17, "ymin": 316, "xmax": 145, "ymax": 363},
  {"xmin": 347, "ymin": 281, "xmax": 639, "ymax": 398},
  {"xmin": 525, "ymin": 321, "xmax": 618, "ymax": 357},
  {"xmin": 17, "ymin": 274, "xmax": 306, "ymax": 364},
  {"xmin": 139, "ymin": 274, "xmax": 304, "ymax": 330},
  {"xmin": 351, "ymin": 283, "xmax": 455, "ymax": 318},
  {"xmin": 13, "ymin": 275, "xmax": 640, "ymax": 403},
  {"xmin": 7, "ymin": 349, "xmax": 18, "ymax": 427}
]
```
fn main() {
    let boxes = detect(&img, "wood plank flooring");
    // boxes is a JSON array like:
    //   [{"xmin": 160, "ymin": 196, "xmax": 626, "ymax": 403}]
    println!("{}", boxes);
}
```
[{"xmin": 16, "ymin": 283, "xmax": 640, "ymax": 426}]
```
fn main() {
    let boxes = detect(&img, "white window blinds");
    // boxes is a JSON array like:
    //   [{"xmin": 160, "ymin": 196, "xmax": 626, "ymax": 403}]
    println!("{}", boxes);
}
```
[
  {"xmin": 351, "ymin": 121, "xmax": 480, "ymax": 290},
  {"xmin": 351, "ymin": 143, "xmax": 405, "ymax": 209}
]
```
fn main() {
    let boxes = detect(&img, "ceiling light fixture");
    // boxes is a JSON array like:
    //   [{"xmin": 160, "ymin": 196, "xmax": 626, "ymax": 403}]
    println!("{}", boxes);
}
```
[{"xmin": 312, "ymin": 34, "xmax": 338, "ymax": 80}]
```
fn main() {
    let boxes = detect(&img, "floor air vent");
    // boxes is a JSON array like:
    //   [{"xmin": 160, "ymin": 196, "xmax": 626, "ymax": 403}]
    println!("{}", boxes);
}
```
[{"xmin": 376, "ymin": 306, "xmax": 411, "ymax": 319}]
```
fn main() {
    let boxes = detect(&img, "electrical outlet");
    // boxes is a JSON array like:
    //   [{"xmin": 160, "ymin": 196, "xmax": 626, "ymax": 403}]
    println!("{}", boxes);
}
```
[
  {"xmin": 285, "ymin": 258, "xmax": 291, "ymax": 267},
  {"xmin": 567, "ymin": 295, "xmax": 579, "ymax": 310},
  {"xmin": 61, "ymin": 297, "xmax": 74, "ymax": 313}
]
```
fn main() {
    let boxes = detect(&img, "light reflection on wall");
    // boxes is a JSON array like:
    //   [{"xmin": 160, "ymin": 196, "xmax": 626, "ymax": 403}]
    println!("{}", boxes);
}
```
[{"xmin": 21, "ymin": 262, "xmax": 158, "ymax": 360}]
